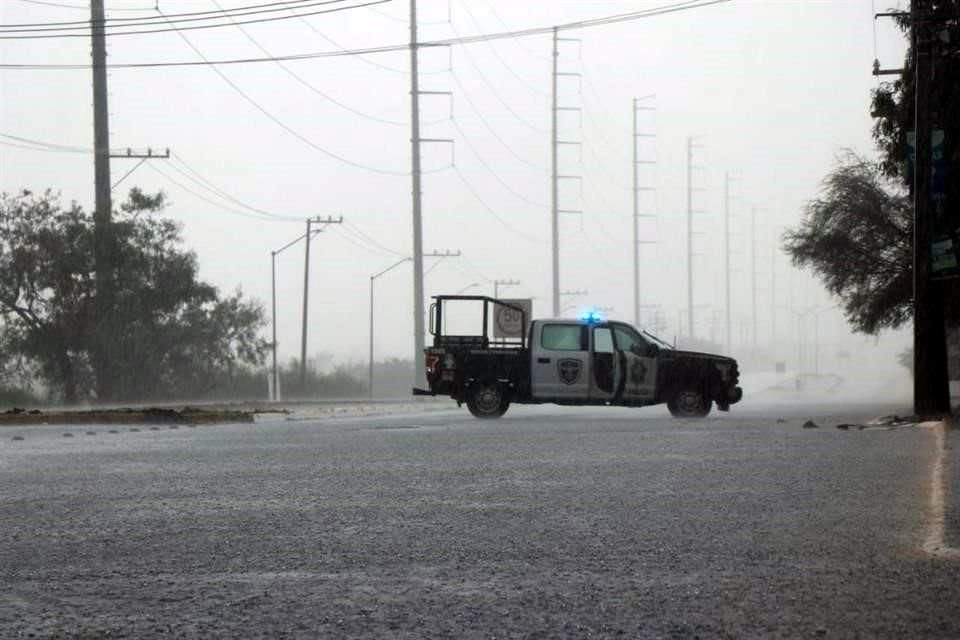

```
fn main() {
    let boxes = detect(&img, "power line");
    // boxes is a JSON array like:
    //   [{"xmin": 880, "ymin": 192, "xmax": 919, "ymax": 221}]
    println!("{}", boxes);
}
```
[
  {"xmin": 156, "ymin": 8, "xmax": 416, "ymax": 177},
  {"xmin": 1, "ymin": 0, "xmax": 388, "ymax": 39},
  {"xmin": 452, "ymin": 166, "xmax": 543, "ymax": 244},
  {"xmin": 447, "ymin": 17, "xmax": 546, "ymax": 134},
  {"xmin": 167, "ymin": 154, "xmax": 311, "ymax": 221},
  {"xmin": 0, "ymin": 0, "xmax": 731, "ymax": 69},
  {"xmin": 209, "ymin": 0, "xmax": 411, "ymax": 127},
  {"xmin": 449, "ymin": 70, "xmax": 546, "ymax": 171},
  {"xmin": 450, "ymin": 119, "xmax": 547, "ymax": 208},
  {"xmin": 4, "ymin": 0, "xmax": 319, "ymax": 27},
  {"xmin": 146, "ymin": 162, "xmax": 295, "ymax": 222},
  {"xmin": 13, "ymin": 0, "xmax": 152, "ymax": 10},
  {"xmin": 342, "ymin": 221, "xmax": 408, "ymax": 257},
  {"xmin": 460, "ymin": 1, "xmax": 549, "ymax": 99},
  {"xmin": 0, "ymin": 131, "xmax": 90, "ymax": 153}
]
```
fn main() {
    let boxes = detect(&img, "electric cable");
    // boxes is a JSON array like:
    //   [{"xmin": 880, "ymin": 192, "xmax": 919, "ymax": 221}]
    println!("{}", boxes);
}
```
[
  {"xmin": 210, "ymin": 0, "xmax": 410, "ymax": 127},
  {"xmin": 461, "ymin": 1, "xmax": 549, "ymax": 99},
  {"xmin": 156, "ymin": 7, "xmax": 417, "ymax": 177},
  {"xmin": 449, "ymin": 69, "xmax": 546, "ymax": 171},
  {"xmin": 146, "ymin": 161, "xmax": 295, "ymax": 222},
  {"xmin": 0, "ymin": 0, "xmax": 731, "ymax": 69},
  {"xmin": 4, "ymin": 0, "xmax": 320, "ymax": 28},
  {"xmin": 452, "ymin": 165, "xmax": 543, "ymax": 245},
  {"xmin": 447, "ymin": 17, "xmax": 545, "ymax": 134},
  {"xmin": 450, "ymin": 118, "xmax": 547, "ymax": 208},
  {"xmin": 1, "ymin": 0, "xmax": 389, "ymax": 39}
]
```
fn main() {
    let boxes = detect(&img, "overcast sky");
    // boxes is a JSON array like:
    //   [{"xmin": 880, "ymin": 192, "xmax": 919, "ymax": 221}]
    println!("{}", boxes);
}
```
[{"xmin": 0, "ymin": 0, "xmax": 911, "ymax": 384}]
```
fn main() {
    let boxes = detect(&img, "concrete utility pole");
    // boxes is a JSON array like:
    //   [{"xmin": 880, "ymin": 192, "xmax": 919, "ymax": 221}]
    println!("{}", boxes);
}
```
[
  {"xmin": 686, "ymin": 137, "xmax": 694, "ymax": 339},
  {"xmin": 409, "ymin": 0, "xmax": 426, "ymax": 388},
  {"xmin": 911, "ymin": 0, "xmax": 950, "ymax": 416},
  {"xmin": 549, "ymin": 28, "xmax": 582, "ymax": 317},
  {"xmin": 751, "ymin": 206, "xmax": 759, "ymax": 351},
  {"xmin": 551, "ymin": 27, "xmax": 559, "ymax": 317},
  {"xmin": 299, "ymin": 216, "xmax": 343, "ymax": 387},
  {"xmin": 723, "ymin": 172, "xmax": 732, "ymax": 354},
  {"xmin": 632, "ymin": 96, "xmax": 657, "ymax": 328}
]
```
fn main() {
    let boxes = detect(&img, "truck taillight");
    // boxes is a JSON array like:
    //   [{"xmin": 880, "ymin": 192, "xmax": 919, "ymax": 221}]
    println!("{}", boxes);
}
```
[{"xmin": 425, "ymin": 354, "xmax": 440, "ymax": 376}]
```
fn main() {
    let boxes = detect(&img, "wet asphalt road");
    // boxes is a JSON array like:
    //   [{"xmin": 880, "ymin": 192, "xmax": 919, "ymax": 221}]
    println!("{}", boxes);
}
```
[{"xmin": 2, "ymin": 399, "xmax": 960, "ymax": 639}]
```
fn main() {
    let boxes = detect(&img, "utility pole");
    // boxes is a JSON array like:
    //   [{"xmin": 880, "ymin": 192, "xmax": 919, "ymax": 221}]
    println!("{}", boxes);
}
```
[
  {"xmin": 551, "ymin": 27, "xmax": 559, "ymax": 318},
  {"xmin": 724, "ymin": 172, "xmax": 732, "ymax": 354},
  {"xmin": 686, "ymin": 137, "xmax": 694, "ymax": 339},
  {"xmin": 91, "ymin": 0, "xmax": 111, "ymax": 294},
  {"xmin": 751, "ymin": 206, "xmax": 759, "ymax": 351},
  {"xmin": 299, "ymin": 216, "xmax": 343, "ymax": 388},
  {"xmin": 410, "ymin": 0, "xmax": 426, "ymax": 388},
  {"xmin": 550, "ymin": 28, "xmax": 582, "ymax": 317},
  {"xmin": 632, "ymin": 96, "xmax": 657, "ymax": 328},
  {"xmin": 90, "ymin": 0, "xmax": 114, "ymax": 398},
  {"xmin": 911, "ymin": 0, "xmax": 950, "ymax": 416}
]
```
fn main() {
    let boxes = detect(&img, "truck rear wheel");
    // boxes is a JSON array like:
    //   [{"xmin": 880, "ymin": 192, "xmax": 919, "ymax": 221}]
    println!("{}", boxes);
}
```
[
  {"xmin": 667, "ymin": 388, "xmax": 711, "ymax": 418},
  {"xmin": 466, "ymin": 382, "xmax": 510, "ymax": 419}
]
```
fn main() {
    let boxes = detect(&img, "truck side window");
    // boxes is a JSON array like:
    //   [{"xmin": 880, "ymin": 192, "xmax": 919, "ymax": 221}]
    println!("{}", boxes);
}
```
[
  {"xmin": 613, "ymin": 325, "xmax": 647, "ymax": 354},
  {"xmin": 593, "ymin": 327, "xmax": 614, "ymax": 354},
  {"xmin": 541, "ymin": 324, "xmax": 587, "ymax": 351}
]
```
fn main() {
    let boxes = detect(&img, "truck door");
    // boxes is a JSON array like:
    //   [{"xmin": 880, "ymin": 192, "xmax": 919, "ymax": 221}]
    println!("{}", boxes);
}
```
[
  {"xmin": 530, "ymin": 322, "xmax": 590, "ymax": 400},
  {"xmin": 611, "ymin": 323, "xmax": 658, "ymax": 403},
  {"xmin": 590, "ymin": 325, "xmax": 619, "ymax": 401}
]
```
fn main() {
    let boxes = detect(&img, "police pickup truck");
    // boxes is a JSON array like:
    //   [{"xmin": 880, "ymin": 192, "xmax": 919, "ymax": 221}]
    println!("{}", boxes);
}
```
[{"xmin": 413, "ymin": 295, "xmax": 743, "ymax": 419}]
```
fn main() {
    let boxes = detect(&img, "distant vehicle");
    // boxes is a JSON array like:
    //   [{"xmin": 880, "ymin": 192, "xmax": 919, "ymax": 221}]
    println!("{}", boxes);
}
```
[{"xmin": 413, "ymin": 295, "xmax": 743, "ymax": 418}]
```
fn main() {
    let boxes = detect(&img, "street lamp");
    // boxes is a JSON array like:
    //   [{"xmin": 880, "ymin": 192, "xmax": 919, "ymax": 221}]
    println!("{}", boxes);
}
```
[
  {"xmin": 370, "ymin": 258, "xmax": 412, "ymax": 400},
  {"xmin": 270, "ymin": 229, "xmax": 320, "ymax": 401}
]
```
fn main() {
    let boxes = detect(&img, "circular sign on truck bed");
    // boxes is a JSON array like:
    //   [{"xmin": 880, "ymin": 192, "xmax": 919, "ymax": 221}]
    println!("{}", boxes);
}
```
[{"xmin": 494, "ymin": 299, "xmax": 532, "ymax": 338}]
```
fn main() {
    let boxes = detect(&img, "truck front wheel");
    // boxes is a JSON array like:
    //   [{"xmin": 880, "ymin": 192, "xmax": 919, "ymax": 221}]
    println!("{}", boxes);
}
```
[
  {"xmin": 466, "ymin": 382, "xmax": 510, "ymax": 418},
  {"xmin": 667, "ymin": 388, "xmax": 711, "ymax": 418}
]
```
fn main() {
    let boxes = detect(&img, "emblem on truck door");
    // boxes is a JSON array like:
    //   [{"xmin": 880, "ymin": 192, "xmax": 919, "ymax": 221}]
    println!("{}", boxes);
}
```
[{"xmin": 557, "ymin": 358, "xmax": 583, "ymax": 385}]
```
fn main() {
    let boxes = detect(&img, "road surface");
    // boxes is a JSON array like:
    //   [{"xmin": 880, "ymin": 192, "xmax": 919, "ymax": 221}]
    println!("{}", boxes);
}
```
[{"xmin": 2, "ymin": 394, "xmax": 959, "ymax": 638}]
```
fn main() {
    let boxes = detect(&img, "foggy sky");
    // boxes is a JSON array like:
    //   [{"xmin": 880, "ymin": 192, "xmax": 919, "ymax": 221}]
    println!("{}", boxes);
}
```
[{"xmin": 0, "ymin": 0, "xmax": 910, "ymax": 381}]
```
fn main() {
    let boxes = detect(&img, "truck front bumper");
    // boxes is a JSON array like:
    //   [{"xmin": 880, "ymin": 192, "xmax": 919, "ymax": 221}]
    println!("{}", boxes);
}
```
[
  {"xmin": 412, "ymin": 387, "xmax": 436, "ymax": 396},
  {"xmin": 716, "ymin": 386, "xmax": 743, "ymax": 411}
]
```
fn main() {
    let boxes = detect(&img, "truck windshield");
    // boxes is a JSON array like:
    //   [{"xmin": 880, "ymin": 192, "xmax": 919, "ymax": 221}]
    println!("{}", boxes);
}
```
[{"xmin": 642, "ymin": 330, "xmax": 674, "ymax": 350}]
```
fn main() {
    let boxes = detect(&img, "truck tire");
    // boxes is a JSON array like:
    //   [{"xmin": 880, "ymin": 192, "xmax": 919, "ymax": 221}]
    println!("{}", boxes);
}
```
[
  {"xmin": 466, "ymin": 382, "xmax": 510, "ymax": 418},
  {"xmin": 667, "ymin": 387, "xmax": 711, "ymax": 418}
]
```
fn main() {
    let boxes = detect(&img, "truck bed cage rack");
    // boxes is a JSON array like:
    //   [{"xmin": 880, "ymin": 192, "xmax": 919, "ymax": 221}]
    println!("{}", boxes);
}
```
[{"xmin": 429, "ymin": 295, "xmax": 528, "ymax": 349}]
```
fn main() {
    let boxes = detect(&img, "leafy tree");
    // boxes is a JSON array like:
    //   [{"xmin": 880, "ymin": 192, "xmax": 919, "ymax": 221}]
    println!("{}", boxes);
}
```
[
  {"xmin": 783, "ymin": 153, "xmax": 913, "ymax": 334},
  {"xmin": 784, "ymin": 2, "xmax": 959, "ymax": 334},
  {"xmin": 0, "ymin": 188, "xmax": 267, "ymax": 403}
]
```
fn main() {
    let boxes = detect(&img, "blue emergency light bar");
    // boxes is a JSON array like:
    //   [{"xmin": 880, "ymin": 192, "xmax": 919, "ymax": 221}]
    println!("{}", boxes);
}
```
[{"xmin": 579, "ymin": 308, "xmax": 605, "ymax": 324}]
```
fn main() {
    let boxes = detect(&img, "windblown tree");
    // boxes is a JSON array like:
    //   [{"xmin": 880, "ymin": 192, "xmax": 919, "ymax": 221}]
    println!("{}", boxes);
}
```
[
  {"xmin": 0, "ymin": 188, "xmax": 267, "ymax": 403},
  {"xmin": 784, "ymin": 1, "xmax": 960, "ymax": 334},
  {"xmin": 783, "ymin": 153, "xmax": 913, "ymax": 333}
]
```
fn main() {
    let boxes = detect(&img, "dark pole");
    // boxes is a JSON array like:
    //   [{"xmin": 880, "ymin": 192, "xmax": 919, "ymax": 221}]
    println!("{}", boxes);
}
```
[
  {"xmin": 369, "ymin": 275, "xmax": 375, "ymax": 400},
  {"xmin": 271, "ymin": 251, "xmax": 278, "ymax": 401},
  {"xmin": 91, "ymin": 0, "xmax": 113, "ymax": 399},
  {"xmin": 300, "ymin": 218, "xmax": 312, "ymax": 389},
  {"xmin": 912, "ymin": 0, "xmax": 950, "ymax": 416}
]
